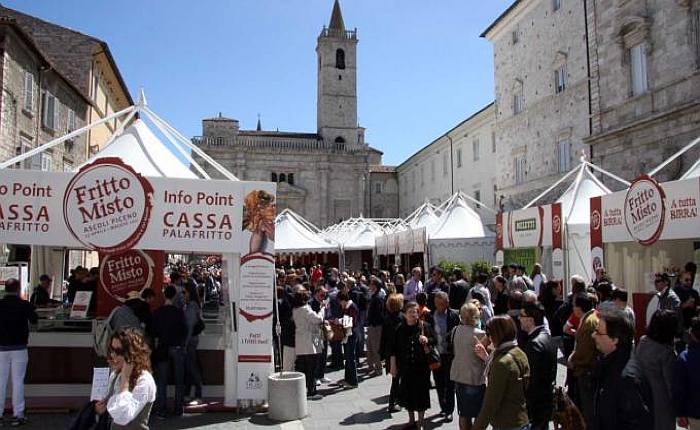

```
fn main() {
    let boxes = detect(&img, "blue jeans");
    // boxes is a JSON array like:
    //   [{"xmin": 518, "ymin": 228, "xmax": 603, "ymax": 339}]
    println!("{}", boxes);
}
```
[
  {"xmin": 343, "ymin": 334, "xmax": 358, "ymax": 386},
  {"xmin": 155, "ymin": 346, "xmax": 185, "ymax": 414}
]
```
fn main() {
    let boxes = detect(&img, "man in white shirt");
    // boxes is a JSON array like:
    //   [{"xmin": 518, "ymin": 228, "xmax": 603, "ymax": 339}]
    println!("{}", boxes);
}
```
[{"xmin": 403, "ymin": 267, "xmax": 423, "ymax": 303}]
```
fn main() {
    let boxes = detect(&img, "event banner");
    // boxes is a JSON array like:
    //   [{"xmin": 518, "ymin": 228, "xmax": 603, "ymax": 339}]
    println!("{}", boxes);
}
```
[
  {"xmin": 236, "ymin": 183, "xmax": 276, "ymax": 402},
  {"xmin": 497, "ymin": 205, "xmax": 556, "ymax": 249},
  {"xmin": 96, "ymin": 249, "xmax": 164, "ymax": 317},
  {"xmin": 0, "ymin": 158, "xmax": 275, "ymax": 254},
  {"xmin": 590, "ymin": 176, "xmax": 700, "ymax": 247}
]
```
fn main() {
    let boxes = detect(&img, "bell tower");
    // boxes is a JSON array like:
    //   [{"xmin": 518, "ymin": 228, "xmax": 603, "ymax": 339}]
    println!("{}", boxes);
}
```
[{"xmin": 316, "ymin": 0, "xmax": 363, "ymax": 146}]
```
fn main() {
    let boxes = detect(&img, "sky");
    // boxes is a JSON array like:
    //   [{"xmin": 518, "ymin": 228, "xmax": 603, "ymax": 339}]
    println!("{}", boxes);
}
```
[{"xmin": 4, "ymin": 0, "xmax": 512, "ymax": 166}]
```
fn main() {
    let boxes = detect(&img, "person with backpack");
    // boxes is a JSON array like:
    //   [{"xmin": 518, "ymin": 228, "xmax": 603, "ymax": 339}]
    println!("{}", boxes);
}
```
[{"xmin": 366, "ymin": 276, "xmax": 386, "ymax": 376}]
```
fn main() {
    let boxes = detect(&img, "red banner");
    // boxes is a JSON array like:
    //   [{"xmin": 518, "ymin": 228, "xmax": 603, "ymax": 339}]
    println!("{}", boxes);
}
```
[
  {"xmin": 551, "ymin": 203, "xmax": 562, "ymax": 250},
  {"xmin": 96, "ymin": 249, "xmax": 164, "ymax": 317},
  {"xmin": 590, "ymin": 196, "xmax": 603, "ymax": 249},
  {"xmin": 496, "ymin": 212, "xmax": 503, "ymax": 250}
]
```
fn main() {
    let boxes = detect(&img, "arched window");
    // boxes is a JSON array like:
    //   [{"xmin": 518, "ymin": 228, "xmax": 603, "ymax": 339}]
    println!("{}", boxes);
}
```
[
  {"xmin": 271, "ymin": 172, "xmax": 277, "ymax": 182},
  {"xmin": 335, "ymin": 49, "xmax": 345, "ymax": 69},
  {"xmin": 335, "ymin": 136, "xmax": 345, "ymax": 143},
  {"xmin": 288, "ymin": 173, "xmax": 294, "ymax": 185},
  {"xmin": 279, "ymin": 173, "xmax": 286, "ymax": 183}
]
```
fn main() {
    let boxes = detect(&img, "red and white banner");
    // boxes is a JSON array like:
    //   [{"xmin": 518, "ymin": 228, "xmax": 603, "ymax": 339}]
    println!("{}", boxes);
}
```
[
  {"xmin": 0, "ymin": 158, "xmax": 275, "ymax": 254},
  {"xmin": 96, "ymin": 249, "xmax": 165, "ymax": 317},
  {"xmin": 497, "ymin": 205, "xmax": 555, "ymax": 250},
  {"xmin": 590, "ymin": 176, "xmax": 700, "ymax": 270}
]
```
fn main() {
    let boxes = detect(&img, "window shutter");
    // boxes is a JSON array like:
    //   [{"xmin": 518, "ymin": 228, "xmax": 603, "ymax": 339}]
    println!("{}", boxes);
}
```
[{"xmin": 23, "ymin": 72, "xmax": 34, "ymax": 111}]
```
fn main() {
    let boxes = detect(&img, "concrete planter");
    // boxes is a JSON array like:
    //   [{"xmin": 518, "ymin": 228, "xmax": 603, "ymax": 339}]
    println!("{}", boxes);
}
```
[{"xmin": 267, "ymin": 371, "xmax": 308, "ymax": 421}]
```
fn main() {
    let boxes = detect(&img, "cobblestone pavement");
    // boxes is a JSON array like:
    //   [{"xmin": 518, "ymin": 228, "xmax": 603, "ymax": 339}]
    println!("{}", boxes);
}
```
[{"xmin": 9, "ymin": 357, "xmax": 569, "ymax": 430}]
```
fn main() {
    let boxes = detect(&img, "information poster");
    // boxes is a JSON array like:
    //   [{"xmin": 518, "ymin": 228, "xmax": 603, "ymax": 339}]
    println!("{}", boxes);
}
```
[{"xmin": 71, "ymin": 291, "xmax": 93, "ymax": 318}]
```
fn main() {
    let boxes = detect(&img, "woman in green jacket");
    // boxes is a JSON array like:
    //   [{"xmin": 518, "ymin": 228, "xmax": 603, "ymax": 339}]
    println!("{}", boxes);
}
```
[{"xmin": 473, "ymin": 315, "xmax": 531, "ymax": 430}]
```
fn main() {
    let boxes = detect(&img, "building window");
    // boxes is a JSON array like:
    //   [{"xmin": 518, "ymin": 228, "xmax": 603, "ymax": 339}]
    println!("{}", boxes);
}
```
[
  {"xmin": 558, "ymin": 139, "xmax": 571, "ymax": 173},
  {"xmin": 513, "ymin": 92, "xmax": 524, "ymax": 115},
  {"xmin": 41, "ymin": 153, "xmax": 52, "ymax": 172},
  {"xmin": 279, "ymin": 173, "xmax": 286, "ymax": 183},
  {"xmin": 512, "ymin": 29, "xmax": 519, "ymax": 44},
  {"xmin": 474, "ymin": 190, "xmax": 481, "ymax": 209},
  {"xmin": 42, "ymin": 92, "xmax": 58, "ymax": 130},
  {"xmin": 553, "ymin": 0, "xmax": 561, "ymax": 12},
  {"xmin": 67, "ymin": 108, "xmax": 76, "ymax": 132},
  {"xmin": 15, "ymin": 136, "xmax": 32, "ymax": 169},
  {"xmin": 412, "ymin": 171, "xmax": 416, "ymax": 192},
  {"xmin": 23, "ymin": 71, "xmax": 34, "ymax": 112},
  {"xmin": 443, "ymin": 152, "xmax": 448, "ymax": 176},
  {"xmin": 555, "ymin": 64, "xmax": 567, "ymax": 94},
  {"xmin": 456, "ymin": 148, "xmax": 463, "ymax": 168},
  {"xmin": 472, "ymin": 138, "xmax": 480, "ymax": 161},
  {"xmin": 63, "ymin": 160, "xmax": 73, "ymax": 172},
  {"xmin": 492, "ymin": 131, "xmax": 496, "ymax": 153},
  {"xmin": 216, "ymin": 136, "xmax": 224, "ymax": 145},
  {"xmin": 630, "ymin": 43, "xmax": 648, "ymax": 96},
  {"xmin": 430, "ymin": 159, "xmax": 435, "ymax": 181},
  {"xmin": 695, "ymin": 11, "xmax": 700, "ymax": 69},
  {"xmin": 515, "ymin": 156, "xmax": 526, "ymax": 185},
  {"xmin": 287, "ymin": 173, "xmax": 294, "ymax": 185},
  {"xmin": 336, "ymin": 49, "xmax": 345, "ymax": 69},
  {"xmin": 375, "ymin": 182, "xmax": 382, "ymax": 194},
  {"xmin": 420, "ymin": 165, "xmax": 425, "ymax": 186},
  {"xmin": 493, "ymin": 184, "xmax": 498, "ymax": 207},
  {"xmin": 271, "ymin": 172, "xmax": 277, "ymax": 182}
]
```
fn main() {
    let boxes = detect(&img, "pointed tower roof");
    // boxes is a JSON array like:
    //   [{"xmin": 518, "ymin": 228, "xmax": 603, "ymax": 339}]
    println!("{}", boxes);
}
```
[
  {"xmin": 256, "ymin": 114, "xmax": 262, "ymax": 131},
  {"xmin": 329, "ymin": 0, "xmax": 345, "ymax": 31}
]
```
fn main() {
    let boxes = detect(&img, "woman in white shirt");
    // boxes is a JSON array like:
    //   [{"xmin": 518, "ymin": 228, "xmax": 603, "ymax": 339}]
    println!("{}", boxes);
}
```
[{"xmin": 95, "ymin": 328, "xmax": 157, "ymax": 429}]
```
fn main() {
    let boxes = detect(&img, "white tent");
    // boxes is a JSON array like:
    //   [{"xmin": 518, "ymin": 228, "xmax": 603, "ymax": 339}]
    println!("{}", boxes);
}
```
[
  {"xmin": 405, "ymin": 201, "xmax": 440, "ymax": 229},
  {"xmin": 427, "ymin": 192, "xmax": 495, "ymax": 265},
  {"xmin": 275, "ymin": 209, "xmax": 339, "ymax": 255},
  {"xmin": 78, "ymin": 119, "xmax": 197, "ymax": 178}
]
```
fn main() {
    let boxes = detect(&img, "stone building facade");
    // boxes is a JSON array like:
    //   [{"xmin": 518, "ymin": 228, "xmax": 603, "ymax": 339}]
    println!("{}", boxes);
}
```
[
  {"xmin": 193, "ymin": 0, "xmax": 384, "ymax": 227},
  {"xmin": 0, "ymin": 5, "xmax": 133, "ymax": 156},
  {"xmin": 368, "ymin": 165, "xmax": 399, "ymax": 219},
  {"xmin": 481, "ymin": 0, "xmax": 592, "ymax": 210},
  {"xmin": 396, "ymin": 103, "xmax": 497, "ymax": 220},
  {"xmin": 585, "ymin": 0, "xmax": 700, "ymax": 185}
]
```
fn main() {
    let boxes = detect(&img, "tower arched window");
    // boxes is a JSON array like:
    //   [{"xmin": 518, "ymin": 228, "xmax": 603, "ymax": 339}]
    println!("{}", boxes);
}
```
[
  {"xmin": 279, "ymin": 173, "xmax": 286, "ymax": 183},
  {"xmin": 335, "ymin": 49, "xmax": 345, "ymax": 69},
  {"xmin": 288, "ymin": 173, "xmax": 294, "ymax": 185},
  {"xmin": 271, "ymin": 172, "xmax": 277, "ymax": 182},
  {"xmin": 335, "ymin": 136, "xmax": 345, "ymax": 143}
]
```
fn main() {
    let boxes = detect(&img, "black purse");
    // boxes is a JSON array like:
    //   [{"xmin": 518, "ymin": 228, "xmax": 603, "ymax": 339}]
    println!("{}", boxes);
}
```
[{"xmin": 420, "ymin": 321, "xmax": 441, "ymax": 370}]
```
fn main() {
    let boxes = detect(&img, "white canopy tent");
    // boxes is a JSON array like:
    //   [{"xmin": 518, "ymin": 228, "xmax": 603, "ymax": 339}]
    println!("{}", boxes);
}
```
[
  {"xmin": 77, "ymin": 119, "xmax": 197, "ymax": 179},
  {"xmin": 275, "ymin": 209, "xmax": 340, "ymax": 255},
  {"xmin": 427, "ymin": 192, "xmax": 496, "ymax": 265},
  {"xmin": 405, "ymin": 200, "xmax": 440, "ymax": 229},
  {"xmin": 520, "ymin": 156, "xmax": 630, "ymax": 283}
]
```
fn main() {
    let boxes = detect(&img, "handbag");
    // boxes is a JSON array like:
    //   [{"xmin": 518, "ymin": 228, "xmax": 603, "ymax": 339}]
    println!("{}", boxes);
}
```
[
  {"xmin": 420, "ymin": 321, "xmax": 441, "ymax": 370},
  {"xmin": 552, "ymin": 386, "xmax": 586, "ymax": 430}
]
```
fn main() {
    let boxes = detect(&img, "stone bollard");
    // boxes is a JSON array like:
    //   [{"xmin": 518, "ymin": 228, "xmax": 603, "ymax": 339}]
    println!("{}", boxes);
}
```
[{"xmin": 267, "ymin": 371, "xmax": 308, "ymax": 421}]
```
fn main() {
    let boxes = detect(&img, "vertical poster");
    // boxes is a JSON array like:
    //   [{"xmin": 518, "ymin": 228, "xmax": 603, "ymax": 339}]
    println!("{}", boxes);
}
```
[
  {"xmin": 237, "ymin": 184, "xmax": 276, "ymax": 401},
  {"xmin": 96, "ymin": 250, "xmax": 165, "ymax": 317}
]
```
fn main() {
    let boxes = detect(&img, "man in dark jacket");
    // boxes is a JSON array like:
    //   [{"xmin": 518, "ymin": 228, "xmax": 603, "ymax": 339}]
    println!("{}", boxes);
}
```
[
  {"xmin": 277, "ymin": 285, "xmax": 296, "ymax": 372},
  {"xmin": 366, "ymin": 277, "xmax": 386, "ymax": 375},
  {"xmin": 29, "ymin": 274, "xmax": 60, "ymax": 307},
  {"xmin": 425, "ymin": 267, "xmax": 449, "ymax": 313},
  {"xmin": 349, "ymin": 279, "xmax": 370, "ymax": 360},
  {"xmin": 0, "ymin": 278, "xmax": 38, "ymax": 426},
  {"xmin": 152, "ymin": 285, "xmax": 188, "ymax": 417},
  {"xmin": 520, "ymin": 303, "xmax": 558, "ymax": 430},
  {"xmin": 673, "ymin": 316, "xmax": 700, "ymax": 429},
  {"xmin": 448, "ymin": 268, "xmax": 469, "ymax": 311},
  {"xmin": 592, "ymin": 309, "xmax": 653, "ymax": 430},
  {"xmin": 427, "ymin": 291, "xmax": 460, "ymax": 421}
]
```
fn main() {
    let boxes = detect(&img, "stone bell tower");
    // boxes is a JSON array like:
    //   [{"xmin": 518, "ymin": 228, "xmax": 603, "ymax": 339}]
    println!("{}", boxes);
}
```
[{"xmin": 316, "ymin": 0, "xmax": 364, "ymax": 147}]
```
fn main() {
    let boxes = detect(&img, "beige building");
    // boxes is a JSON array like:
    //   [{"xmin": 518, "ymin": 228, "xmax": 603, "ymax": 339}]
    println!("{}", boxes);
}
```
[
  {"xmin": 481, "ymin": 0, "xmax": 591, "ymax": 210},
  {"xmin": 193, "ymin": 0, "xmax": 384, "ymax": 227},
  {"xmin": 396, "ymin": 103, "xmax": 497, "ymax": 219},
  {"xmin": 585, "ymin": 0, "xmax": 700, "ymax": 184},
  {"xmin": 1, "ymin": 5, "xmax": 133, "ymax": 156},
  {"xmin": 368, "ymin": 165, "xmax": 399, "ymax": 218}
]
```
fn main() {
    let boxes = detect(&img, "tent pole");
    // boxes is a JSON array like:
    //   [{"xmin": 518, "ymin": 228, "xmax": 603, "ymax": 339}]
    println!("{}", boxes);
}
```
[
  {"xmin": 142, "ymin": 107, "xmax": 239, "ymax": 181},
  {"xmin": 0, "ymin": 105, "xmax": 135, "ymax": 169},
  {"xmin": 145, "ymin": 110, "xmax": 211, "ymax": 179},
  {"xmin": 564, "ymin": 164, "xmax": 586, "ymax": 221},
  {"xmin": 523, "ymin": 165, "xmax": 580, "ymax": 208},
  {"xmin": 681, "ymin": 157, "xmax": 700, "ymax": 180},
  {"xmin": 583, "ymin": 168, "xmax": 612, "ymax": 194},
  {"xmin": 648, "ymin": 135, "xmax": 700, "ymax": 177},
  {"xmin": 583, "ymin": 161, "xmax": 630, "ymax": 187}
]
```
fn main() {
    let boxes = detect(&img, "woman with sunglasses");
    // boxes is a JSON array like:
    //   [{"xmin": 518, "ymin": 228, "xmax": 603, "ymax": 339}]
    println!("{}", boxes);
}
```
[{"xmin": 95, "ymin": 328, "xmax": 156, "ymax": 429}]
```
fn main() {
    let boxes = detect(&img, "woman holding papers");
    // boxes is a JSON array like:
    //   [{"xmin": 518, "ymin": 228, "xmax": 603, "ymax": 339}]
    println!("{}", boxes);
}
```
[{"xmin": 95, "ymin": 328, "xmax": 156, "ymax": 429}]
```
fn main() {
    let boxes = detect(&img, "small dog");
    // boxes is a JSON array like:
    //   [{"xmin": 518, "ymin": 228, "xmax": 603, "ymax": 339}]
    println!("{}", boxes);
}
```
[{"xmin": 552, "ymin": 386, "xmax": 586, "ymax": 430}]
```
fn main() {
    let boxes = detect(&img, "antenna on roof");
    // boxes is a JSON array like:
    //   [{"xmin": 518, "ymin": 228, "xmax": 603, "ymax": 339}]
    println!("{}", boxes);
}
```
[{"xmin": 136, "ymin": 88, "xmax": 147, "ymax": 108}]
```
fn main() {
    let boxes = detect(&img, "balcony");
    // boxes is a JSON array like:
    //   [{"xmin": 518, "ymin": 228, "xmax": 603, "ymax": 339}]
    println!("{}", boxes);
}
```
[{"xmin": 319, "ymin": 26, "xmax": 357, "ymax": 40}]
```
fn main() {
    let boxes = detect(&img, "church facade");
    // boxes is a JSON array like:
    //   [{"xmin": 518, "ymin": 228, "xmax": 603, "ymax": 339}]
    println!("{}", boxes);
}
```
[{"xmin": 192, "ymin": 0, "xmax": 385, "ymax": 227}]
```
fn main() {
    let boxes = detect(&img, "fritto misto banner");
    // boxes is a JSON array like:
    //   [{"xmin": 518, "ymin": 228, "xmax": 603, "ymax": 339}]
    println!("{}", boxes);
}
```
[{"xmin": 0, "ymin": 157, "xmax": 276, "ymax": 402}]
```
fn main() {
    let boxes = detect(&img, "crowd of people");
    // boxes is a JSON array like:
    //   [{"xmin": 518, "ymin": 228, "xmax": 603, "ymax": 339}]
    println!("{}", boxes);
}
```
[
  {"xmin": 0, "ymin": 261, "xmax": 222, "ymax": 428},
  {"xmin": 275, "ymin": 261, "xmax": 700, "ymax": 430}
]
